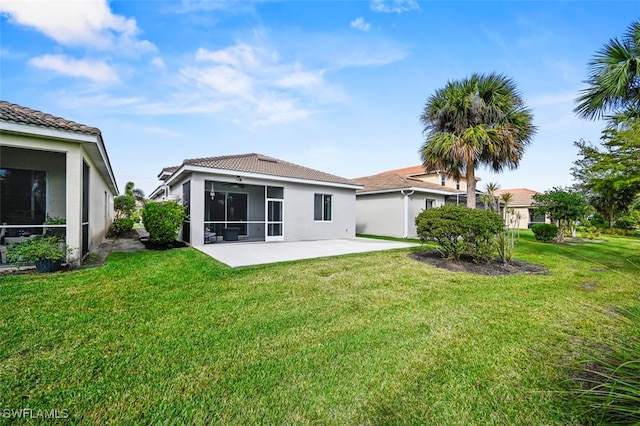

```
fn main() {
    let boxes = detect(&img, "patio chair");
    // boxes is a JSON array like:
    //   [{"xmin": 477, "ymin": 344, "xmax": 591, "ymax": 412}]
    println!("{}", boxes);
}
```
[{"xmin": 204, "ymin": 231, "xmax": 218, "ymax": 244}]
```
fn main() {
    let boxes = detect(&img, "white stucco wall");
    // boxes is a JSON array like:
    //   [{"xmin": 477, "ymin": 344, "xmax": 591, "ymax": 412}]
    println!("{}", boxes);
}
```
[
  {"xmin": 356, "ymin": 191, "xmax": 448, "ymax": 238},
  {"xmin": 282, "ymin": 182, "xmax": 356, "ymax": 241},
  {"xmin": 356, "ymin": 192, "xmax": 404, "ymax": 237},
  {"xmin": 162, "ymin": 171, "xmax": 357, "ymax": 244},
  {"xmin": 81, "ymin": 144, "xmax": 115, "ymax": 252}
]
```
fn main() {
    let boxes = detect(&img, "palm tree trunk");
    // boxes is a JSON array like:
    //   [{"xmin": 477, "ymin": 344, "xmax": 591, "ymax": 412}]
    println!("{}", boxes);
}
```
[{"xmin": 466, "ymin": 161, "xmax": 476, "ymax": 209}]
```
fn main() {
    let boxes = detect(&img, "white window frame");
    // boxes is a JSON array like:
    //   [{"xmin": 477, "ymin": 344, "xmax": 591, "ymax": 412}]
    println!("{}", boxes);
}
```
[{"xmin": 314, "ymin": 193, "xmax": 332, "ymax": 222}]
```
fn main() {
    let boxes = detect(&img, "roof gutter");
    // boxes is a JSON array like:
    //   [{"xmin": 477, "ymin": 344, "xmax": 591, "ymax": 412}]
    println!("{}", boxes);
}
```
[{"xmin": 400, "ymin": 189, "xmax": 415, "ymax": 238}]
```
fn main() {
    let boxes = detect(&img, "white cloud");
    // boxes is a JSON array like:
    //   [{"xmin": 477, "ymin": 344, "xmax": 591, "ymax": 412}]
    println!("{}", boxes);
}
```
[
  {"xmin": 275, "ymin": 70, "xmax": 325, "ymax": 89},
  {"xmin": 350, "ymin": 17, "xmax": 371, "ymax": 32},
  {"xmin": 195, "ymin": 44, "xmax": 264, "ymax": 69},
  {"xmin": 0, "ymin": 0, "xmax": 155, "ymax": 52},
  {"xmin": 151, "ymin": 57, "xmax": 166, "ymax": 69},
  {"xmin": 177, "ymin": 41, "xmax": 336, "ymax": 125},
  {"xmin": 370, "ymin": 0, "xmax": 419, "ymax": 14},
  {"xmin": 29, "ymin": 54, "xmax": 119, "ymax": 83}
]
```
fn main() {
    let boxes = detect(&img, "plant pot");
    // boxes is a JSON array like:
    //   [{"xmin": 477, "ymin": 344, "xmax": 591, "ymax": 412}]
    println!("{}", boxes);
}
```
[{"xmin": 35, "ymin": 258, "xmax": 63, "ymax": 273}]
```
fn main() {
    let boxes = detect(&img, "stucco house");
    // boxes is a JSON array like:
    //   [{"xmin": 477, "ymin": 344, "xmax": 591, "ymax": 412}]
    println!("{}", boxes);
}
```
[
  {"xmin": 495, "ymin": 188, "xmax": 547, "ymax": 229},
  {"xmin": 0, "ymin": 101, "xmax": 118, "ymax": 266},
  {"xmin": 149, "ymin": 153, "xmax": 362, "ymax": 245},
  {"xmin": 354, "ymin": 169, "xmax": 466, "ymax": 238}
]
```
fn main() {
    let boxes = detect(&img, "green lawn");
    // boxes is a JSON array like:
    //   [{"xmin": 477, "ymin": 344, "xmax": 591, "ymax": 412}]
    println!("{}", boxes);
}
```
[{"xmin": 1, "ymin": 232, "xmax": 639, "ymax": 424}]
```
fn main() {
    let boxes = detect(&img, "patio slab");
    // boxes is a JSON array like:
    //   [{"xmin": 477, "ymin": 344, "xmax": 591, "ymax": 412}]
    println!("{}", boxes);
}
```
[{"xmin": 195, "ymin": 238, "xmax": 418, "ymax": 268}]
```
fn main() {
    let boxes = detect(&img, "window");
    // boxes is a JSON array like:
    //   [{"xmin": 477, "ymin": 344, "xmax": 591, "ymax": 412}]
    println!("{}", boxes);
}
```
[
  {"xmin": 440, "ymin": 174, "xmax": 446, "ymax": 186},
  {"xmin": 425, "ymin": 199, "xmax": 435, "ymax": 210},
  {"xmin": 314, "ymin": 194, "xmax": 332, "ymax": 221}
]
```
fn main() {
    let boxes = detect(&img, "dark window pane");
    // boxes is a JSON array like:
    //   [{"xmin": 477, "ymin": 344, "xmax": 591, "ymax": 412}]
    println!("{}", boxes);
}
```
[
  {"xmin": 324, "ymin": 195, "xmax": 332, "ymax": 221},
  {"xmin": 267, "ymin": 186, "xmax": 283, "ymax": 199},
  {"xmin": 0, "ymin": 168, "xmax": 47, "ymax": 225},
  {"xmin": 314, "ymin": 194, "xmax": 322, "ymax": 221}
]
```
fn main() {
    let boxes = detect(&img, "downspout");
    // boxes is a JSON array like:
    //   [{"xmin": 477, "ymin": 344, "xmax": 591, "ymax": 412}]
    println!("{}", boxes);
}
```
[{"xmin": 400, "ymin": 189, "xmax": 415, "ymax": 238}]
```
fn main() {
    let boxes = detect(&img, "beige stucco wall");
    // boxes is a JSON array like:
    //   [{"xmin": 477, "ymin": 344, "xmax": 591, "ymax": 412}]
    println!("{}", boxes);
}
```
[
  {"xmin": 1, "ymin": 133, "xmax": 115, "ymax": 266},
  {"xmin": 412, "ymin": 173, "xmax": 467, "ymax": 191}
]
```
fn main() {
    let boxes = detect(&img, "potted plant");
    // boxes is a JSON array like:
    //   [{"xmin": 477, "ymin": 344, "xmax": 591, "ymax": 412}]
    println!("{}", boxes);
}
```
[{"xmin": 6, "ymin": 236, "xmax": 72, "ymax": 273}]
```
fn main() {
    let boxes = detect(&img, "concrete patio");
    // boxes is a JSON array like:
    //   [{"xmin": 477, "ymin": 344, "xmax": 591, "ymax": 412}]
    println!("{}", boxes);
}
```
[{"xmin": 195, "ymin": 238, "xmax": 418, "ymax": 268}]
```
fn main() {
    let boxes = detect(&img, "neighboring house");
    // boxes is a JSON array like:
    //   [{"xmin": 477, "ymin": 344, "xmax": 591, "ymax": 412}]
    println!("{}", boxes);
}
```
[
  {"xmin": 149, "ymin": 153, "xmax": 362, "ymax": 245},
  {"xmin": 0, "ymin": 101, "xmax": 118, "ymax": 266},
  {"xmin": 383, "ymin": 165, "xmax": 474, "ymax": 192},
  {"xmin": 354, "ymin": 171, "xmax": 465, "ymax": 238},
  {"xmin": 494, "ymin": 188, "xmax": 547, "ymax": 229}
]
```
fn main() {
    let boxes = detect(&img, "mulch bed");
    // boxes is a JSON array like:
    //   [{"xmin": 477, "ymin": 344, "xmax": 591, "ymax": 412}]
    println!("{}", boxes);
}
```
[{"xmin": 410, "ymin": 250, "xmax": 547, "ymax": 276}]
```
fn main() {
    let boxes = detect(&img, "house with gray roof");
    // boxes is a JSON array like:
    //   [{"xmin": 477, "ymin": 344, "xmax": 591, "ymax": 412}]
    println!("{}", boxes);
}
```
[
  {"xmin": 0, "ymin": 100, "xmax": 118, "ymax": 267},
  {"xmin": 149, "ymin": 153, "xmax": 362, "ymax": 245}
]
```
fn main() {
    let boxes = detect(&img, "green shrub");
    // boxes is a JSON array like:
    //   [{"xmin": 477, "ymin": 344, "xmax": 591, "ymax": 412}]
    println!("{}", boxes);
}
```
[
  {"xmin": 109, "ymin": 218, "xmax": 134, "ymax": 237},
  {"xmin": 415, "ymin": 205, "xmax": 503, "ymax": 262},
  {"xmin": 600, "ymin": 228, "xmax": 638, "ymax": 236},
  {"xmin": 531, "ymin": 223, "xmax": 558, "ymax": 242},
  {"xmin": 581, "ymin": 225, "xmax": 601, "ymax": 240},
  {"xmin": 114, "ymin": 195, "xmax": 136, "ymax": 219},
  {"xmin": 6, "ymin": 236, "xmax": 71, "ymax": 264},
  {"xmin": 142, "ymin": 201, "xmax": 186, "ymax": 246}
]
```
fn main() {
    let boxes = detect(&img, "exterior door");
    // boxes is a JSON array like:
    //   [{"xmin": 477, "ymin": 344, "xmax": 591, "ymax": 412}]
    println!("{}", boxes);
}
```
[{"xmin": 265, "ymin": 199, "xmax": 283, "ymax": 242}]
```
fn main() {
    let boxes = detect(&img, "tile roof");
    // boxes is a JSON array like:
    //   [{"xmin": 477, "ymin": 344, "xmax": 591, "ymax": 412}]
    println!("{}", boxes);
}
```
[
  {"xmin": 354, "ymin": 172, "xmax": 462, "ymax": 194},
  {"xmin": 0, "ymin": 100, "xmax": 101, "ymax": 136},
  {"xmin": 381, "ymin": 164, "xmax": 477, "ymax": 181},
  {"xmin": 495, "ymin": 188, "xmax": 540, "ymax": 206},
  {"xmin": 169, "ymin": 153, "xmax": 358, "ymax": 186},
  {"xmin": 383, "ymin": 165, "xmax": 429, "ymax": 175}
]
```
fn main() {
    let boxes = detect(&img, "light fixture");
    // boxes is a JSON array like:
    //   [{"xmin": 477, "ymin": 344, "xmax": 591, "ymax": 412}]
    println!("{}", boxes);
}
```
[
  {"xmin": 209, "ymin": 183, "xmax": 215, "ymax": 199},
  {"xmin": 236, "ymin": 176, "xmax": 242, "ymax": 182}
]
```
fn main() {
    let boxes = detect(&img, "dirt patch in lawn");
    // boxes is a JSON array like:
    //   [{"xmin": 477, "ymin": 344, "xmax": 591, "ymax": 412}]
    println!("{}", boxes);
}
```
[{"xmin": 410, "ymin": 250, "xmax": 547, "ymax": 276}]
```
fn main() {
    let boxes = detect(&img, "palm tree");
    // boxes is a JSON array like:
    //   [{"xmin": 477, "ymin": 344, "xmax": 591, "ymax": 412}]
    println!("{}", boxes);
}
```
[
  {"xmin": 124, "ymin": 181, "xmax": 145, "ymax": 203},
  {"xmin": 499, "ymin": 192, "xmax": 514, "ymax": 220},
  {"xmin": 481, "ymin": 182, "xmax": 500, "ymax": 211},
  {"xmin": 420, "ymin": 73, "xmax": 536, "ymax": 208},
  {"xmin": 574, "ymin": 20, "xmax": 640, "ymax": 123}
]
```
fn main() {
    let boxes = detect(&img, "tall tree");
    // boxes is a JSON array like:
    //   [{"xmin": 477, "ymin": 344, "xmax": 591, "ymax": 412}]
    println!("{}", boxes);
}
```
[
  {"xmin": 420, "ymin": 73, "xmax": 536, "ymax": 208},
  {"xmin": 532, "ymin": 188, "xmax": 588, "ymax": 243},
  {"xmin": 574, "ymin": 20, "xmax": 640, "ymax": 124},
  {"xmin": 572, "ymin": 119, "xmax": 640, "ymax": 226}
]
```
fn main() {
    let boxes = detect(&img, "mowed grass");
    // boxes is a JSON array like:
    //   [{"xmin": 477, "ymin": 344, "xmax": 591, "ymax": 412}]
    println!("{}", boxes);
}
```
[{"xmin": 1, "ymin": 232, "xmax": 639, "ymax": 424}]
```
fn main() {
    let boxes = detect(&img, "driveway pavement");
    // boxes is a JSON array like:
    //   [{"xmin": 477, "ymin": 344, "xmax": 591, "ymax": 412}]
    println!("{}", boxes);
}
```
[{"xmin": 195, "ymin": 238, "xmax": 418, "ymax": 268}]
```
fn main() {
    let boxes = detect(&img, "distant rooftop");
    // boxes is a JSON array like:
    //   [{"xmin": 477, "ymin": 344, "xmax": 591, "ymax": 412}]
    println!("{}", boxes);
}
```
[
  {"xmin": 495, "ymin": 188, "xmax": 540, "ymax": 206},
  {"xmin": 353, "ymin": 172, "xmax": 462, "ymax": 194},
  {"xmin": 0, "ymin": 100, "xmax": 101, "ymax": 136}
]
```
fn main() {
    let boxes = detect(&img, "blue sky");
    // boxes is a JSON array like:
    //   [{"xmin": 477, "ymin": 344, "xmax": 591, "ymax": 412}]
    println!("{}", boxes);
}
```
[{"xmin": 1, "ymin": 1, "xmax": 637, "ymax": 196}]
